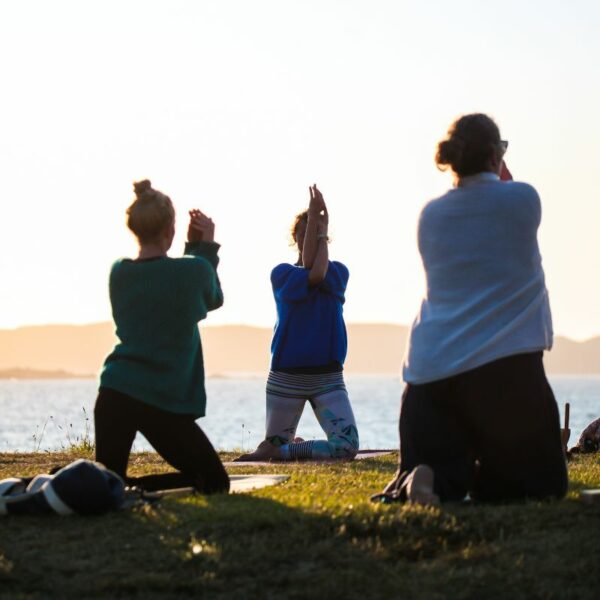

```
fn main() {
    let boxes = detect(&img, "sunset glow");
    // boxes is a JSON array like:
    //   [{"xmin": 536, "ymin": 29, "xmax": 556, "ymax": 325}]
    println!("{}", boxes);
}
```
[{"xmin": 1, "ymin": 1, "xmax": 599, "ymax": 340}]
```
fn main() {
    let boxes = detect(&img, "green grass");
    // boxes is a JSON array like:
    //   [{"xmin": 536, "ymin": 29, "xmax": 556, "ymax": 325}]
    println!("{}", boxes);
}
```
[{"xmin": 1, "ymin": 452, "xmax": 599, "ymax": 599}]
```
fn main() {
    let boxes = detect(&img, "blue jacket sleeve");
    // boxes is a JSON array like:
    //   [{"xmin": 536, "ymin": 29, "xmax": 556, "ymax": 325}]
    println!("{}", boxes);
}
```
[
  {"xmin": 320, "ymin": 261, "xmax": 349, "ymax": 302},
  {"xmin": 271, "ymin": 263, "xmax": 309, "ymax": 303}
]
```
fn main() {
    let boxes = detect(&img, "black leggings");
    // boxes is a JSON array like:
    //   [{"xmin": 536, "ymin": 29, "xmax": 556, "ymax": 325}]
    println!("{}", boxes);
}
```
[
  {"xmin": 384, "ymin": 352, "xmax": 568, "ymax": 502},
  {"xmin": 94, "ymin": 387, "xmax": 229, "ymax": 494}
]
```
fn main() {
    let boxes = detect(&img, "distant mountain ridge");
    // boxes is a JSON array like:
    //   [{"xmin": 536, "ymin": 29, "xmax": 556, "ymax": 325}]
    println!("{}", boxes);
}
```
[
  {"xmin": 0, "ymin": 368, "xmax": 93, "ymax": 380},
  {"xmin": 0, "ymin": 322, "xmax": 598, "ymax": 376}
]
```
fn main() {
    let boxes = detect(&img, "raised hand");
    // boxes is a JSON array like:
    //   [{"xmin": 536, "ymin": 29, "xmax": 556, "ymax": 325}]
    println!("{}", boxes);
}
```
[
  {"xmin": 319, "ymin": 205, "xmax": 329, "ymax": 235},
  {"xmin": 188, "ymin": 209, "xmax": 216, "ymax": 243},
  {"xmin": 309, "ymin": 185, "xmax": 328, "ymax": 235},
  {"xmin": 305, "ymin": 185, "xmax": 330, "ymax": 285},
  {"xmin": 500, "ymin": 160, "xmax": 513, "ymax": 181},
  {"xmin": 309, "ymin": 184, "xmax": 326, "ymax": 214}
]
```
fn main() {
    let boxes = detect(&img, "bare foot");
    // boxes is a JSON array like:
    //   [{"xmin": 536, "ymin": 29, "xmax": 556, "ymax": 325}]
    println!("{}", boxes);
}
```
[
  {"xmin": 406, "ymin": 465, "xmax": 440, "ymax": 506},
  {"xmin": 233, "ymin": 440, "xmax": 282, "ymax": 462}
]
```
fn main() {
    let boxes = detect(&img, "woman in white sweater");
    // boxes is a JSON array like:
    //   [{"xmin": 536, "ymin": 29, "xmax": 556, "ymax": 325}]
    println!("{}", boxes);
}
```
[{"xmin": 373, "ymin": 114, "xmax": 568, "ymax": 505}]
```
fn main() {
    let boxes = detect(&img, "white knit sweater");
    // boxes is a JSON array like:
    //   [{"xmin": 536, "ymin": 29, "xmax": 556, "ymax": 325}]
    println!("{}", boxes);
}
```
[{"xmin": 403, "ymin": 172, "xmax": 553, "ymax": 384}]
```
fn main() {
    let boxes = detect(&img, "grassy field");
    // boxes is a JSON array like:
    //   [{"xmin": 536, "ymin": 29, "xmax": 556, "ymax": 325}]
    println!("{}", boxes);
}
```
[{"xmin": 1, "ymin": 451, "xmax": 599, "ymax": 600}]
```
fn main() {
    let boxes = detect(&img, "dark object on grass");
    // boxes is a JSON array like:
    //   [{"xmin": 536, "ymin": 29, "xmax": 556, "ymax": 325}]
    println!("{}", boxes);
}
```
[
  {"xmin": 48, "ymin": 461, "xmax": 210, "ymax": 493},
  {"xmin": 568, "ymin": 417, "xmax": 600, "ymax": 456},
  {"xmin": 578, "ymin": 417, "xmax": 600, "ymax": 452},
  {"xmin": 0, "ymin": 459, "xmax": 125, "ymax": 516}
]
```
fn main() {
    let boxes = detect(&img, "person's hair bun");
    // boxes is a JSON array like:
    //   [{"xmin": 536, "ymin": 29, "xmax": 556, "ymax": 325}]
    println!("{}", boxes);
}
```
[
  {"xmin": 127, "ymin": 180, "xmax": 175, "ymax": 243},
  {"xmin": 436, "ymin": 138, "xmax": 465, "ymax": 167},
  {"xmin": 133, "ymin": 179, "xmax": 152, "ymax": 198},
  {"xmin": 435, "ymin": 114, "xmax": 501, "ymax": 177}
]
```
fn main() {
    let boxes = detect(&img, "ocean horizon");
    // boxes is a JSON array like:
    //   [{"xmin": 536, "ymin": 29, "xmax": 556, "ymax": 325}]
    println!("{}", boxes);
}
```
[{"xmin": 1, "ymin": 375, "xmax": 597, "ymax": 454}]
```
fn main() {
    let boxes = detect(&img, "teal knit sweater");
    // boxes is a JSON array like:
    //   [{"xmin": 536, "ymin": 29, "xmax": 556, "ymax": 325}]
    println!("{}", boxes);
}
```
[{"xmin": 99, "ymin": 241, "xmax": 223, "ymax": 417}]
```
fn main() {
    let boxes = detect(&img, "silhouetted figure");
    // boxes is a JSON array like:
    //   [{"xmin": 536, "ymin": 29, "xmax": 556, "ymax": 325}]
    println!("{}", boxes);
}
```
[
  {"xmin": 235, "ymin": 185, "xmax": 359, "ymax": 462},
  {"xmin": 373, "ymin": 114, "xmax": 568, "ymax": 505},
  {"xmin": 94, "ymin": 180, "xmax": 229, "ymax": 493}
]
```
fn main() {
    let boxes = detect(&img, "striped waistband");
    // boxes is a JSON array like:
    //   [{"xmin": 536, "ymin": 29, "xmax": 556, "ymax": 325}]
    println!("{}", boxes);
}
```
[{"xmin": 267, "ymin": 370, "xmax": 347, "ymax": 399}]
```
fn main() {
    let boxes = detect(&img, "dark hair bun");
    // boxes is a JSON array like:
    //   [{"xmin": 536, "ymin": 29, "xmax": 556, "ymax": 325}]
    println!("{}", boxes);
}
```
[
  {"xmin": 133, "ymin": 179, "xmax": 152, "ymax": 197},
  {"xmin": 436, "ymin": 138, "xmax": 465, "ymax": 166},
  {"xmin": 435, "ymin": 114, "xmax": 501, "ymax": 177}
]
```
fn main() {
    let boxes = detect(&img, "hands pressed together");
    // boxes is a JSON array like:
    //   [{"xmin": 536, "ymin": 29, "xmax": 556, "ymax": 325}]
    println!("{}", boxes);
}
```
[
  {"xmin": 186, "ymin": 183, "xmax": 328, "ymax": 246},
  {"xmin": 309, "ymin": 184, "xmax": 329, "ymax": 236},
  {"xmin": 187, "ymin": 209, "xmax": 215, "ymax": 243}
]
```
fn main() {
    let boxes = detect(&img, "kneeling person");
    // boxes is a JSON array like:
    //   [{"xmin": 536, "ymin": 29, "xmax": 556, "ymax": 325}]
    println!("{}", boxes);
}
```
[
  {"xmin": 236, "ymin": 185, "xmax": 359, "ymax": 461},
  {"xmin": 95, "ymin": 180, "xmax": 229, "ymax": 494}
]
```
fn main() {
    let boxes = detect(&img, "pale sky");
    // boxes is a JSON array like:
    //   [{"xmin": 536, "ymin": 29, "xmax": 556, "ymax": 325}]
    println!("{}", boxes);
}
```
[{"xmin": 1, "ymin": 1, "xmax": 599, "ymax": 340}]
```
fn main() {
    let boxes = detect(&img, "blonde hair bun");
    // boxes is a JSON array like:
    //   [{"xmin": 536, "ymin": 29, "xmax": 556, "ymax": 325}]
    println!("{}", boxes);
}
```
[{"xmin": 127, "ymin": 180, "xmax": 175, "ymax": 243}]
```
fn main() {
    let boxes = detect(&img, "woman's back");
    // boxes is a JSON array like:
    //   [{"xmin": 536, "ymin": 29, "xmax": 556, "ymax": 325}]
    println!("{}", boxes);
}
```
[
  {"xmin": 404, "ymin": 174, "xmax": 553, "ymax": 384},
  {"xmin": 94, "ymin": 180, "xmax": 229, "ymax": 495},
  {"xmin": 110, "ymin": 254, "xmax": 218, "ymax": 339},
  {"xmin": 101, "ymin": 242, "xmax": 223, "ymax": 416},
  {"xmin": 374, "ymin": 114, "xmax": 566, "ymax": 506}
]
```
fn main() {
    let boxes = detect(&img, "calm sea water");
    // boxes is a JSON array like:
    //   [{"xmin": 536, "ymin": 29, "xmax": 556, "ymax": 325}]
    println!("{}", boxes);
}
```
[{"xmin": 0, "ymin": 376, "xmax": 598, "ymax": 452}]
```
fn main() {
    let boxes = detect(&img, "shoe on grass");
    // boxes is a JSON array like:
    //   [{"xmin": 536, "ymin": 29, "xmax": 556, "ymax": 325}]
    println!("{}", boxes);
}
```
[{"xmin": 233, "ymin": 440, "xmax": 283, "ymax": 462}]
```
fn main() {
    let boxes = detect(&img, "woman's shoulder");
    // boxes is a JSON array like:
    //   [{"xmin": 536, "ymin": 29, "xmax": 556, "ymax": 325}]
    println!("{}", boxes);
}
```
[
  {"xmin": 109, "ymin": 258, "xmax": 133, "ymax": 276},
  {"xmin": 111, "ymin": 256, "xmax": 214, "ymax": 279},
  {"xmin": 419, "ymin": 191, "xmax": 454, "ymax": 223},
  {"xmin": 329, "ymin": 260, "xmax": 349, "ymax": 278},
  {"xmin": 498, "ymin": 180, "xmax": 539, "ymax": 198},
  {"xmin": 495, "ymin": 181, "xmax": 541, "ymax": 221},
  {"xmin": 271, "ymin": 262, "xmax": 301, "ymax": 275},
  {"xmin": 423, "ymin": 180, "xmax": 540, "ymax": 212},
  {"xmin": 176, "ymin": 254, "xmax": 212, "ymax": 267},
  {"xmin": 271, "ymin": 261, "xmax": 348, "ymax": 275}
]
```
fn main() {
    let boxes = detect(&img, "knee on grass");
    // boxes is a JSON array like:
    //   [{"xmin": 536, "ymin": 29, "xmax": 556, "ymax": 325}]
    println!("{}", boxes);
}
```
[
  {"xmin": 192, "ymin": 470, "xmax": 230, "ymax": 495},
  {"xmin": 200, "ymin": 476, "xmax": 230, "ymax": 495}
]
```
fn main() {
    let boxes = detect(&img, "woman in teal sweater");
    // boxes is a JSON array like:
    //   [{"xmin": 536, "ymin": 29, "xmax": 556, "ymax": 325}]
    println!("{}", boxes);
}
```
[{"xmin": 95, "ymin": 180, "xmax": 229, "ymax": 493}]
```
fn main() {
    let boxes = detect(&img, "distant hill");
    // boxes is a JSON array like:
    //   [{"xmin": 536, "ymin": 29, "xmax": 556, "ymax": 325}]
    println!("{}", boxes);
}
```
[
  {"xmin": 0, "ymin": 368, "xmax": 93, "ymax": 380},
  {"xmin": 544, "ymin": 336, "xmax": 600, "ymax": 375},
  {"xmin": 0, "ymin": 323, "xmax": 116, "ymax": 377},
  {"xmin": 0, "ymin": 322, "xmax": 597, "ymax": 376}
]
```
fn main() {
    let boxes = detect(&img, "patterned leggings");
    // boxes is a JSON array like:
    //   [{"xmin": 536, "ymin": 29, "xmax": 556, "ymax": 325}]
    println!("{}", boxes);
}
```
[{"xmin": 265, "ymin": 371, "xmax": 359, "ymax": 460}]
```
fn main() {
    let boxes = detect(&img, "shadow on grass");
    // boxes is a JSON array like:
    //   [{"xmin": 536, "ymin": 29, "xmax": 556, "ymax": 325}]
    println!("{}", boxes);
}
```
[
  {"xmin": 2, "ymin": 492, "xmax": 600, "ymax": 600},
  {"xmin": 0, "ymin": 493, "xmax": 415, "ymax": 599},
  {"xmin": 1, "ymin": 455, "xmax": 600, "ymax": 599}
]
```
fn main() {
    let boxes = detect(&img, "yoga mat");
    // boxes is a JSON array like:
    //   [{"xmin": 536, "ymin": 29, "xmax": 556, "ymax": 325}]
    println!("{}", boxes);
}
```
[
  {"xmin": 230, "ymin": 474, "xmax": 289, "ymax": 493},
  {"xmin": 580, "ymin": 489, "xmax": 600, "ymax": 505},
  {"xmin": 224, "ymin": 449, "xmax": 395, "ymax": 467},
  {"xmin": 138, "ymin": 474, "xmax": 290, "ymax": 499}
]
